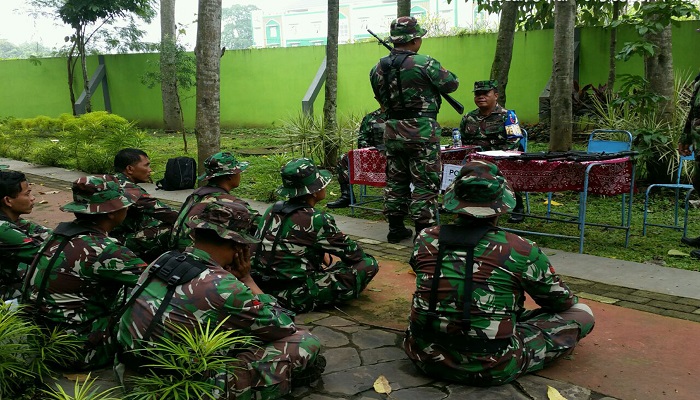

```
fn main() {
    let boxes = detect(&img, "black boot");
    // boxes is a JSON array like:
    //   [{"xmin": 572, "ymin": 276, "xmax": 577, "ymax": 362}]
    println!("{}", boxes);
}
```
[
  {"xmin": 681, "ymin": 236, "xmax": 700, "ymax": 248},
  {"xmin": 387, "ymin": 216, "xmax": 412, "ymax": 243},
  {"xmin": 414, "ymin": 222, "xmax": 433, "ymax": 240},
  {"xmin": 508, "ymin": 192, "xmax": 525, "ymax": 223},
  {"xmin": 327, "ymin": 183, "xmax": 352, "ymax": 209}
]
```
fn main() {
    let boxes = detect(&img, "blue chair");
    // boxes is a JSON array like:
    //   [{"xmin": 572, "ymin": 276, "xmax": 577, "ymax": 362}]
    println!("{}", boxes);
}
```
[{"xmin": 642, "ymin": 151, "xmax": 695, "ymax": 236}]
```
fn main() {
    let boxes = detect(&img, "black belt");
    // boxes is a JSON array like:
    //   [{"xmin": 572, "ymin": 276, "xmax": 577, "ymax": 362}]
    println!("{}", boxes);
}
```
[{"xmin": 388, "ymin": 110, "xmax": 437, "ymax": 120}]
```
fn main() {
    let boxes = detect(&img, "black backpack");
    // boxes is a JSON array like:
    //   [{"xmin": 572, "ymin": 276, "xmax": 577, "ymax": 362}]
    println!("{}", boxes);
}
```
[{"xmin": 156, "ymin": 157, "xmax": 197, "ymax": 191}]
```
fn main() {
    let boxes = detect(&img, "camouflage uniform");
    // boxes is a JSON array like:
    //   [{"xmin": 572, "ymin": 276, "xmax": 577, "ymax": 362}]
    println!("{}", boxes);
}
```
[
  {"xmin": 252, "ymin": 158, "xmax": 379, "ymax": 312},
  {"xmin": 169, "ymin": 152, "xmax": 261, "ymax": 252},
  {"xmin": 0, "ymin": 213, "xmax": 51, "ymax": 300},
  {"xmin": 404, "ymin": 161, "xmax": 595, "ymax": 385},
  {"xmin": 117, "ymin": 201, "xmax": 323, "ymax": 400},
  {"xmin": 23, "ymin": 175, "xmax": 147, "ymax": 370},
  {"xmin": 369, "ymin": 16, "xmax": 459, "ymax": 226},
  {"xmin": 112, "ymin": 172, "xmax": 178, "ymax": 262},
  {"xmin": 460, "ymin": 105, "xmax": 521, "ymax": 151}
]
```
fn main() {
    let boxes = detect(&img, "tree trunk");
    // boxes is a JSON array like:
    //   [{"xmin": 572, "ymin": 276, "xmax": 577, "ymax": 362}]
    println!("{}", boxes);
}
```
[
  {"xmin": 160, "ymin": 0, "xmax": 186, "ymax": 138},
  {"xmin": 644, "ymin": 24, "xmax": 674, "ymax": 124},
  {"xmin": 397, "ymin": 0, "xmax": 411, "ymax": 18},
  {"xmin": 195, "ymin": 0, "xmax": 222, "ymax": 175},
  {"xmin": 323, "ymin": 0, "xmax": 339, "ymax": 169},
  {"xmin": 549, "ymin": 0, "xmax": 575, "ymax": 151},
  {"xmin": 66, "ymin": 45, "xmax": 77, "ymax": 116},
  {"xmin": 78, "ymin": 27, "xmax": 92, "ymax": 113},
  {"xmin": 606, "ymin": 1, "xmax": 620, "ymax": 95},
  {"xmin": 490, "ymin": 1, "xmax": 519, "ymax": 107}
]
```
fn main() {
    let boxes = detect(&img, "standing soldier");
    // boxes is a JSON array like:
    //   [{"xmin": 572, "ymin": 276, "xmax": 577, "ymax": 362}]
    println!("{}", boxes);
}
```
[
  {"xmin": 679, "ymin": 70, "xmax": 700, "ymax": 256},
  {"xmin": 370, "ymin": 16, "xmax": 459, "ymax": 243}
]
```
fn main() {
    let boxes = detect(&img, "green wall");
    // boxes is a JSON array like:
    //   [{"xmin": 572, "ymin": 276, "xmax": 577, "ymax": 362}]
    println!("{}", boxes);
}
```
[{"xmin": 1, "ymin": 21, "xmax": 698, "ymax": 127}]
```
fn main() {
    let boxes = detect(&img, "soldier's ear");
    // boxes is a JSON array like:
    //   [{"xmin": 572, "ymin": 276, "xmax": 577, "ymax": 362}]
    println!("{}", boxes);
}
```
[{"xmin": 1, "ymin": 195, "xmax": 12, "ymax": 209}]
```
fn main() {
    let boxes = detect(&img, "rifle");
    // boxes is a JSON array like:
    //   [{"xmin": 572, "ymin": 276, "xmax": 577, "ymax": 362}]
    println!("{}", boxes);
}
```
[{"xmin": 368, "ymin": 29, "xmax": 464, "ymax": 115}]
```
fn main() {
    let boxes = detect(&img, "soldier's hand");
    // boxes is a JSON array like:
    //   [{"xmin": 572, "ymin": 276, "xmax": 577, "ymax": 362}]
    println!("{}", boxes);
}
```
[{"xmin": 231, "ymin": 245, "xmax": 251, "ymax": 279}]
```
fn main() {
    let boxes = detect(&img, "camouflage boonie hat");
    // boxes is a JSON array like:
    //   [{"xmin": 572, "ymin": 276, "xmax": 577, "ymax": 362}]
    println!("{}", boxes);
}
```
[
  {"xmin": 187, "ymin": 201, "xmax": 259, "ymax": 244},
  {"xmin": 473, "ymin": 80, "xmax": 498, "ymax": 92},
  {"xmin": 443, "ymin": 161, "xmax": 515, "ymax": 218},
  {"xmin": 198, "ymin": 151, "xmax": 249, "ymax": 182},
  {"xmin": 277, "ymin": 158, "xmax": 332, "ymax": 199},
  {"xmin": 389, "ymin": 16, "xmax": 427, "ymax": 44},
  {"xmin": 60, "ymin": 175, "xmax": 135, "ymax": 214}
]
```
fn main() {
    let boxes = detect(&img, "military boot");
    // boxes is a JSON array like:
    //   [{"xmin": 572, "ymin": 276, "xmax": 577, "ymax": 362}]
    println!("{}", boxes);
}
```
[
  {"xmin": 387, "ymin": 216, "xmax": 412, "ymax": 243},
  {"xmin": 681, "ymin": 236, "xmax": 700, "ymax": 248},
  {"xmin": 508, "ymin": 192, "xmax": 525, "ymax": 223},
  {"xmin": 292, "ymin": 355, "xmax": 327, "ymax": 387},
  {"xmin": 327, "ymin": 183, "xmax": 352, "ymax": 209}
]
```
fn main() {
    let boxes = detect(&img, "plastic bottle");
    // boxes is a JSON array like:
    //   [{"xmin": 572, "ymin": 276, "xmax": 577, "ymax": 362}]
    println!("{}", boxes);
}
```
[
  {"xmin": 505, "ymin": 110, "xmax": 523, "ymax": 142},
  {"xmin": 451, "ymin": 128, "xmax": 461, "ymax": 148}
]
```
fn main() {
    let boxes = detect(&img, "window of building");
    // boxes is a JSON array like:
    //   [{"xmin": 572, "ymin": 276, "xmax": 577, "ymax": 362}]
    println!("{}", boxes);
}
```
[
  {"xmin": 312, "ymin": 21, "xmax": 322, "ymax": 34},
  {"xmin": 359, "ymin": 17, "xmax": 369, "ymax": 30},
  {"xmin": 289, "ymin": 24, "xmax": 298, "ymax": 35},
  {"xmin": 269, "ymin": 26, "xmax": 278, "ymax": 38}
]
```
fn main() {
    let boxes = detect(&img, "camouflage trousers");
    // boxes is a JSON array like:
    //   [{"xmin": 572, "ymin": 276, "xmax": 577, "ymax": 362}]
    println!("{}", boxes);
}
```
[
  {"xmin": 403, "ymin": 303, "xmax": 595, "ymax": 386},
  {"xmin": 336, "ymin": 152, "xmax": 350, "ymax": 185},
  {"xmin": 384, "ymin": 139, "xmax": 442, "ymax": 225},
  {"xmin": 121, "ymin": 224, "xmax": 172, "ymax": 263},
  {"xmin": 260, "ymin": 259, "xmax": 379, "ymax": 313},
  {"xmin": 216, "ymin": 329, "xmax": 322, "ymax": 400}
]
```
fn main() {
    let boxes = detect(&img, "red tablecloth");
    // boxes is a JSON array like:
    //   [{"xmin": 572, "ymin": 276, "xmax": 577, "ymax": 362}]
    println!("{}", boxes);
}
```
[
  {"xmin": 468, "ymin": 152, "xmax": 634, "ymax": 196},
  {"xmin": 348, "ymin": 146, "xmax": 478, "ymax": 187}
]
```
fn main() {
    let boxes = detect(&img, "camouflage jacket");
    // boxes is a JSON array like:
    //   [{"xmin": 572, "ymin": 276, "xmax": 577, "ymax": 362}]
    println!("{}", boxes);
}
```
[
  {"xmin": 117, "ymin": 248, "xmax": 296, "ymax": 352},
  {"xmin": 112, "ymin": 172, "xmax": 178, "ymax": 236},
  {"xmin": 459, "ymin": 105, "xmax": 519, "ymax": 150},
  {"xmin": 680, "ymin": 72, "xmax": 700, "ymax": 149},
  {"xmin": 23, "ymin": 220, "xmax": 146, "ymax": 333},
  {"xmin": 169, "ymin": 185, "xmax": 262, "ymax": 251},
  {"xmin": 252, "ymin": 203, "xmax": 375, "ymax": 280},
  {"xmin": 409, "ymin": 220, "xmax": 577, "ymax": 341},
  {"xmin": 370, "ymin": 49, "xmax": 458, "ymax": 142},
  {"xmin": 0, "ymin": 213, "xmax": 52, "ymax": 300},
  {"xmin": 357, "ymin": 109, "xmax": 387, "ymax": 149}
]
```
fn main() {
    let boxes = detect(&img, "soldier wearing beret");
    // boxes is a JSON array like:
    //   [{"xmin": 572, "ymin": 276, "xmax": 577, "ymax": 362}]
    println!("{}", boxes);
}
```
[{"xmin": 404, "ymin": 161, "xmax": 595, "ymax": 386}]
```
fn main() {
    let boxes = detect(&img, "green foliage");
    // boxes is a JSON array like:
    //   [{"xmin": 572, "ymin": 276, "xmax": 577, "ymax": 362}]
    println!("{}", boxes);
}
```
[
  {"xmin": 221, "ymin": 4, "xmax": 260, "ymax": 50},
  {"xmin": 125, "ymin": 319, "xmax": 254, "ymax": 400},
  {"xmin": 43, "ymin": 373, "xmax": 121, "ymax": 400},
  {"xmin": 282, "ymin": 112, "xmax": 360, "ymax": 169}
]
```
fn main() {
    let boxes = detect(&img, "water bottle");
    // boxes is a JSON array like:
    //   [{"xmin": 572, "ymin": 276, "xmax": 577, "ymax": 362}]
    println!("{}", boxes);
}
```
[
  {"xmin": 505, "ymin": 110, "xmax": 523, "ymax": 142},
  {"xmin": 451, "ymin": 128, "xmax": 461, "ymax": 148}
]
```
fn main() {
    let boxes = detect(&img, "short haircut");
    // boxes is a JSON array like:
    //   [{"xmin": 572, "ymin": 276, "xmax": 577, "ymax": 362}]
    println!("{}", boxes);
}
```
[
  {"xmin": 0, "ymin": 171, "xmax": 27, "ymax": 199},
  {"xmin": 114, "ymin": 148, "xmax": 148, "ymax": 173}
]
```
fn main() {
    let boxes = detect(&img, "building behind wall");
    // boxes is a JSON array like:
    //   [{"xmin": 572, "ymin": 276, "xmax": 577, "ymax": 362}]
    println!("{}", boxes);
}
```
[{"xmin": 251, "ymin": 0, "xmax": 497, "ymax": 49}]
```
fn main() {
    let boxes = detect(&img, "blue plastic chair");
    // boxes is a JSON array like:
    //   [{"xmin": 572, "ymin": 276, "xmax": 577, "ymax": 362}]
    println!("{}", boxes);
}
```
[{"xmin": 642, "ymin": 151, "xmax": 695, "ymax": 236}]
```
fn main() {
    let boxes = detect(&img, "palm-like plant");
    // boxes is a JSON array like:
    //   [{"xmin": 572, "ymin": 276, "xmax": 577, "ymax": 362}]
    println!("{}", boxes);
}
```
[{"xmin": 42, "ymin": 373, "xmax": 121, "ymax": 400}]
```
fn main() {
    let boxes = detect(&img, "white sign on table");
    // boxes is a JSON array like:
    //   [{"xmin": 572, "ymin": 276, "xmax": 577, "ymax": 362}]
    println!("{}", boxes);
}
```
[{"xmin": 440, "ymin": 164, "xmax": 463, "ymax": 191}]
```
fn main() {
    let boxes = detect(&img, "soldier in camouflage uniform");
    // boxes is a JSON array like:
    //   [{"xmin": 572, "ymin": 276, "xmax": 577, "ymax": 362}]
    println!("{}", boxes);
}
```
[
  {"xmin": 370, "ymin": 16, "xmax": 459, "ymax": 243},
  {"xmin": 0, "ymin": 170, "xmax": 52, "ymax": 300},
  {"xmin": 117, "ymin": 201, "xmax": 324, "ymax": 400},
  {"xmin": 327, "ymin": 108, "xmax": 387, "ymax": 208},
  {"xmin": 679, "ymin": 71, "xmax": 700, "ymax": 257},
  {"xmin": 22, "ymin": 175, "xmax": 147, "ymax": 370},
  {"xmin": 404, "ymin": 161, "xmax": 595, "ymax": 386},
  {"xmin": 169, "ymin": 151, "xmax": 261, "ymax": 252},
  {"xmin": 252, "ymin": 158, "xmax": 379, "ymax": 313},
  {"xmin": 460, "ymin": 79, "xmax": 526, "ymax": 223},
  {"xmin": 111, "ymin": 148, "xmax": 178, "ymax": 262}
]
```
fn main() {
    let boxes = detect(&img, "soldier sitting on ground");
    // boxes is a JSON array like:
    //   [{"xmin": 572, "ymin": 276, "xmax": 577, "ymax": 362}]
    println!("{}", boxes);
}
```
[
  {"xmin": 0, "ymin": 170, "xmax": 52, "ymax": 301},
  {"xmin": 22, "ymin": 175, "xmax": 147, "ymax": 370},
  {"xmin": 252, "ymin": 158, "xmax": 379, "ymax": 313},
  {"xmin": 111, "ymin": 148, "xmax": 178, "ymax": 262},
  {"xmin": 117, "ymin": 201, "xmax": 325, "ymax": 399},
  {"xmin": 169, "ymin": 151, "xmax": 261, "ymax": 252},
  {"xmin": 404, "ymin": 160, "xmax": 595, "ymax": 386}
]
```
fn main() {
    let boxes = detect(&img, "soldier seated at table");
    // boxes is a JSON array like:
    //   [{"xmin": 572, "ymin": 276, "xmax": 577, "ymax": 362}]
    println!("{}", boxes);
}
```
[
  {"xmin": 23, "ymin": 175, "xmax": 147, "ymax": 370},
  {"xmin": 0, "ymin": 170, "xmax": 52, "ymax": 301},
  {"xmin": 459, "ymin": 79, "xmax": 526, "ymax": 223},
  {"xmin": 404, "ymin": 160, "xmax": 595, "ymax": 386},
  {"xmin": 117, "ymin": 201, "xmax": 325, "ymax": 399},
  {"xmin": 327, "ymin": 108, "xmax": 387, "ymax": 209},
  {"xmin": 252, "ymin": 158, "xmax": 379, "ymax": 313},
  {"xmin": 169, "ymin": 151, "xmax": 261, "ymax": 252},
  {"xmin": 111, "ymin": 148, "xmax": 179, "ymax": 262}
]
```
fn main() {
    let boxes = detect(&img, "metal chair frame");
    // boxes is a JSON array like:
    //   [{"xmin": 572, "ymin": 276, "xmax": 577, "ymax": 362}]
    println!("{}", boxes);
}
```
[{"xmin": 642, "ymin": 151, "xmax": 695, "ymax": 236}]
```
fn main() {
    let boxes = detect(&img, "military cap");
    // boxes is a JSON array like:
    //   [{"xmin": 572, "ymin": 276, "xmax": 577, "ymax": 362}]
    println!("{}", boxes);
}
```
[
  {"xmin": 389, "ymin": 16, "xmax": 427, "ymax": 44},
  {"xmin": 473, "ymin": 80, "xmax": 498, "ymax": 92},
  {"xmin": 276, "ymin": 158, "xmax": 332, "ymax": 199},
  {"xmin": 198, "ymin": 151, "xmax": 249, "ymax": 182},
  {"xmin": 442, "ymin": 160, "xmax": 515, "ymax": 218},
  {"xmin": 61, "ymin": 175, "xmax": 135, "ymax": 214},
  {"xmin": 186, "ymin": 201, "xmax": 259, "ymax": 244}
]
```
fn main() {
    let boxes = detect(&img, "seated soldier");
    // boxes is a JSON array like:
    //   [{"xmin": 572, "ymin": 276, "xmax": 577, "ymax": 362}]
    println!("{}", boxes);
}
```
[
  {"xmin": 111, "ymin": 148, "xmax": 178, "ymax": 262},
  {"xmin": 170, "ymin": 151, "xmax": 261, "ymax": 252},
  {"xmin": 404, "ymin": 161, "xmax": 595, "ymax": 386},
  {"xmin": 327, "ymin": 108, "xmax": 386, "ymax": 208},
  {"xmin": 23, "ymin": 175, "xmax": 147, "ymax": 370},
  {"xmin": 252, "ymin": 158, "xmax": 379, "ymax": 313},
  {"xmin": 0, "ymin": 170, "xmax": 52, "ymax": 301},
  {"xmin": 117, "ymin": 201, "xmax": 325, "ymax": 399}
]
